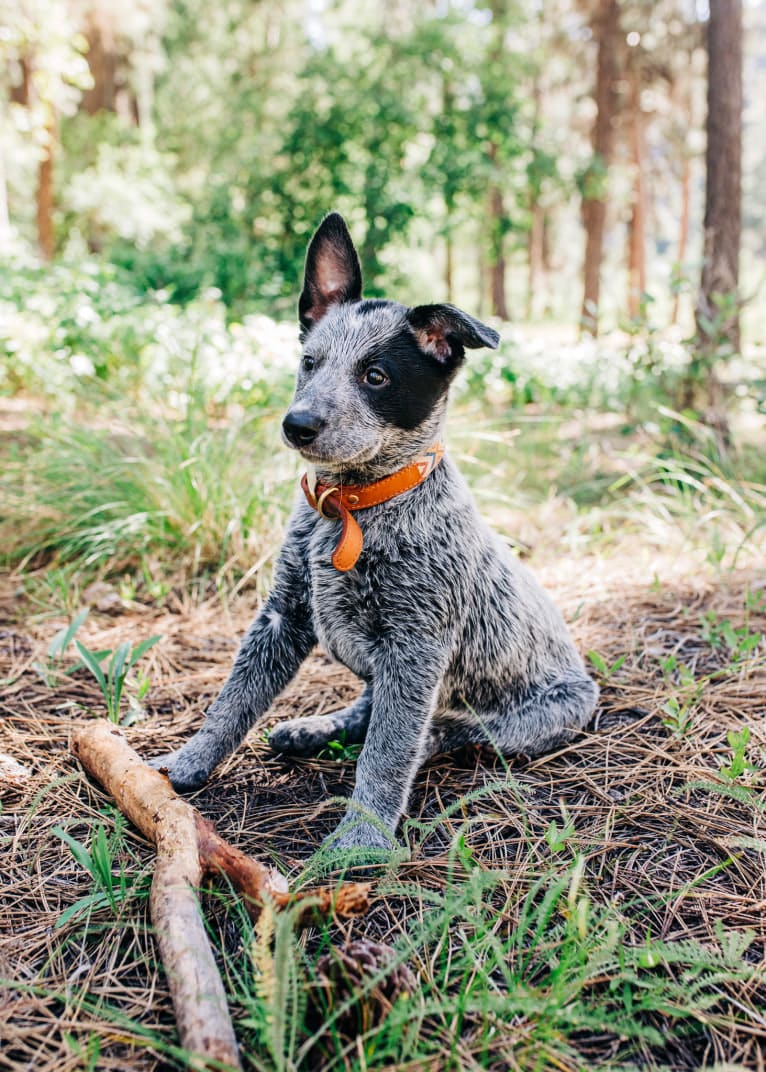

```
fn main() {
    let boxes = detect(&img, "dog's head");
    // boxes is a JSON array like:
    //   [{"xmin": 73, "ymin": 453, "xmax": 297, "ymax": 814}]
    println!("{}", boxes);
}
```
[{"xmin": 282, "ymin": 213, "xmax": 499, "ymax": 477}]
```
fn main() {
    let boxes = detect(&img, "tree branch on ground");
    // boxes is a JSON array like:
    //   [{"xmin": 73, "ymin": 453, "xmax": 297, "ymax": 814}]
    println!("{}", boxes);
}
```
[{"xmin": 71, "ymin": 720, "xmax": 371, "ymax": 1071}]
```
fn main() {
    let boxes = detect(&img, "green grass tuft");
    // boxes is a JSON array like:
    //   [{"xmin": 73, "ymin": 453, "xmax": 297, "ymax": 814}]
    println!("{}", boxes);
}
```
[{"xmin": 1, "ymin": 404, "xmax": 296, "ymax": 583}]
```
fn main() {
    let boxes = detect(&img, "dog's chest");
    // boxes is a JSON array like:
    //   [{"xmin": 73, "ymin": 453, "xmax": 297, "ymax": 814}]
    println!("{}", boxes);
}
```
[{"xmin": 307, "ymin": 518, "xmax": 390, "ymax": 677}]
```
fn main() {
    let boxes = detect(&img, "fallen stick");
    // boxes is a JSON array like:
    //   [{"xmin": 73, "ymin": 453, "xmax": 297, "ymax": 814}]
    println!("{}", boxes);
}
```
[{"xmin": 71, "ymin": 721, "xmax": 371, "ymax": 1071}]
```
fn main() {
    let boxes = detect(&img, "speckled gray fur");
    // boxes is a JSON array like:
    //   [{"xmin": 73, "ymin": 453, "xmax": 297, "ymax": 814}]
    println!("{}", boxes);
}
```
[{"xmin": 149, "ymin": 214, "xmax": 598, "ymax": 853}]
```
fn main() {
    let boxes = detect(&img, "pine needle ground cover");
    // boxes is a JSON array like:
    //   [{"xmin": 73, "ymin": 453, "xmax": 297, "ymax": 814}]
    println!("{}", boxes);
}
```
[
  {"xmin": 2, "ymin": 550, "xmax": 765, "ymax": 1071},
  {"xmin": 1, "ymin": 316, "xmax": 765, "ymax": 1070}
]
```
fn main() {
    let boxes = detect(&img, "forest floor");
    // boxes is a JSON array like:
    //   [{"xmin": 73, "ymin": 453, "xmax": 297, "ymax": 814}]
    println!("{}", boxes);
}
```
[{"xmin": 2, "ymin": 542, "xmax": 765, "ymax": 1071}]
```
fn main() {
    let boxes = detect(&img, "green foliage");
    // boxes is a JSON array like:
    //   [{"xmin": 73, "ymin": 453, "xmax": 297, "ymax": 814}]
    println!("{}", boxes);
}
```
[
  {"xmin": 587, "ymin": 649, "xmax": 626, "ymax": 682},
  {"xmin": 659, "ymin": 657, "xmax": 700, "ymax": 738},
  {"xmin": 223, "ymin": 821, "xmax": 759, "ymax": 1069},
  {"xmin": 53, "ymin": 814, "xmax": 141, "ymax": 926},
  {"xmin": 74, "ymin": 635, "xmax": 160, "ymax": 723},
  {"xmin": 719, "ymin": 726, "xmax": 757, "ymax": 784},
  {"xmin": 63, "ymin": 1032, "xmax": 101, "ymax": 1072},
  {"xmin": 545, "ymin": 809, "xmax": 576, "ymax": 853},
  {"xmin": 661, "ymin": 694, "xmax": 695, "ymax": 738},
  {"xmin": 320, "ymin": 737, "xmax": 364, "ymax": 763},
  {"xmin": 32, "ymin": 606, "xmax": 89, "ymax": 686},
  {"xmin": 63, "ymin": 140, "xmax": 191, "ymax": 250},
  {"xmin": 1, "ymin": 401, "xmax": 293, "ymax": 581},
  {"xmin": 577, "ymin": 152, "xmax": 610, "ymax": 202},
  {"xmin": 0, "ymin": 256, "xmax": 299, "ymax": 402},
  {"xmin": 5, "ymin": 0, "xmax": 567, "ymax": 310},
  {"xmin": 700, "ymin": 610, "xmax": 762, "ymax": 667}
]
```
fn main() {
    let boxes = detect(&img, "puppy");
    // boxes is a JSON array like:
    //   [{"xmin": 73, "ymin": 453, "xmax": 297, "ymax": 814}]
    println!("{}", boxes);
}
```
[{"xmin": 150, "ymin": 213, "xmax": 598, "ymax": 852}]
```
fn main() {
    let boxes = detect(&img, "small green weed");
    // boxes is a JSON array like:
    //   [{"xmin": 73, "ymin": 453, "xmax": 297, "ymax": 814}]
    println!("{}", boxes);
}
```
[
  {"xmin": 659, "ymin": 656, "xmax": 700, "ymax": 738},
  {"xmin": 117, "ymin": 558, "xmax": 172, "ymax": 606},
  {"xmin": 75, "ymin": 635, "xmax": 160, "ymax": 723},
  {"xmin": 701, "ymin": 611, "xmax": 762, "ymax": 668},
  {"xmin": 705, "ymin": 525, "xmax": 728, "ymax": 569},
  {"xmin": 661, "ymin": 695, "xmax": 695, "ymax": 738},
  {"xmin": 320, "ymin": 735, "xmax": 364, "ymax": 763},
  {"xmin": 64, "ymin": 1032, "xmax": 101, "ymax": 1072},
  {"xmin": 24, "ymin": 563, "xmax": 86, "ymax": 616},
  {"xmin": 545, "ymin": 806, "xmax": 576, "ymax": 853},
  {"xmin": 587, "ymin": 649, "xmax": 627, "ymax": 682},
  {"xmin": 32, "ymin": 607, "xmax": 89, "ymax": 686},
  {"xmin": 53, "ymin": 814, "xmax": 141, "ymax": 926},
  {"xmin": 719, "ymin": 727, "xmax": 757, "ymax": 784},
  {"xmin": 744, "ymin": 586, "xmax": 766, "ymax": 613}
]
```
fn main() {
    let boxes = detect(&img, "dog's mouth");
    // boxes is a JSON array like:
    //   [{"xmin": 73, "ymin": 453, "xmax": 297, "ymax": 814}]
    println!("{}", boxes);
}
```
[{"xmin": 291, "ymin": 440, "xmax": 383, "ymax": 471}]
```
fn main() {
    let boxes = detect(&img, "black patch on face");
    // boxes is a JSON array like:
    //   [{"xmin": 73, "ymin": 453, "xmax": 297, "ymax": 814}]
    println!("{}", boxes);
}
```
[{"xmin": 357, "ymin": 328, "xmax": 451, "ymax": 431}]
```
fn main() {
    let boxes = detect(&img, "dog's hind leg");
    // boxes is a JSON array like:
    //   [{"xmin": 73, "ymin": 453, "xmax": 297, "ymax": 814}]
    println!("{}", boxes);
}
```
[
  {"xmin": 425, "ymin": 674, "xmax": 598, "ymax": 759},
  {"xmin": 269, "ymin": 687, "xmax": 372, "ymax": 757}
]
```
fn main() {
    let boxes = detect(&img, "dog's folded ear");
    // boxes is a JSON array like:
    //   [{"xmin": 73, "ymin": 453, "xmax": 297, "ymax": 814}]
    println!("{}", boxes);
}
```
[
  {"xmin": 407, "ymin": 304, "xmax": 500, "ymax": 369},
  {"xmin": 299, "ymin": 213, "xmax": 363, "ymax": 333}
]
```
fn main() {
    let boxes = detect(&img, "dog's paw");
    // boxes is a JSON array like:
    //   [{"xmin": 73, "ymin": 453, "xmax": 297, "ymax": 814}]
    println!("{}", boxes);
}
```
[
  {"xmin": 269, "ymin": 716, "xmax": 337, "ymax": 757},
  {"xmin": 320, "ymin": 818, "xmax": 398, "ymax": 862},
  {"xmin": 147, "ymin": 749, "xmax": 211, "ymax": 793},
  {"xmin": 313, "ymin": 820, "xmax": 406, "ymax": 876}
]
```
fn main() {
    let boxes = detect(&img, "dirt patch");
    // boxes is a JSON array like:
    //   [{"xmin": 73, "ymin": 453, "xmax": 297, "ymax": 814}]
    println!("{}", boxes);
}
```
[{"xmin": 1, "ymin": 558, "xmax": 765, "ymax": 1070}]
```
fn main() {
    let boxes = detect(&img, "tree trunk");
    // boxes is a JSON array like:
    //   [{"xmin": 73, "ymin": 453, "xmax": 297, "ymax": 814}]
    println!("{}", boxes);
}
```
[
  {"xmin": 526, "ymin": 202, "xmax": 544, "ymax": 321},
  {"xmin": 526, "ymin": 60, "xmax": 544, "ymax": 323},
  {"xmin": 692, "ymin": 0, "xmax": 742, "ymax": 440},
  {"xmin": 445, "ymin": 229, "xmax": 454, "ymax": 301},
  {"xmin": 488, "ymin": 144, "xmax": 509, "ymax": 320},
  {"xmin": 81, "ymin": 10, "xmax": 117, "ymax": 114},
  {"xmin": 486, "ymin": 0, "xmax": 510, "ymax": 321},
  {"xmin": 697, "ymin": 0, "xmax": 742, "ymax": 349},
  {"xmin": 9, "ymin": 56, "xmax": 31, "ymax": 106},
  {"xmin": 476, "ymin": 241, "xmax": 486, "ymax": 318},
  {"xmin": 0, "ymin": 144, "xmax": 10, "ymax": 243},
  {"xmin": 10, "ymin": 54, "xmax": 55, "ymax": 259},
  {"xmin": 671, "ymin": 152, "xmax": 691, "ymax": 326},
  {"xmin": 580, "ymin": 0, "xmax": 621, "ymax": 336},
  {"xmin": 37, "ymin": 119, "xmax": 55, "ymax": 261},
  {"xmin": 542, "ymin": 210, "xmax": 554, "ymax": 316},
  {"xmin": 626, "ymin": 68, "xmax": 646, "ymax": 319},
  {"xmin": 489, "ymin": 195, "xmax": 509, "ymax": 319}
]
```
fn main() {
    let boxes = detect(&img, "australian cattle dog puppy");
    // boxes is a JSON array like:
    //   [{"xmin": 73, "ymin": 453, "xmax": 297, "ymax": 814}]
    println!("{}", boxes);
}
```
[{"xmin": 150, "ymin": 213, "xmax": 598, "ymax": 854}]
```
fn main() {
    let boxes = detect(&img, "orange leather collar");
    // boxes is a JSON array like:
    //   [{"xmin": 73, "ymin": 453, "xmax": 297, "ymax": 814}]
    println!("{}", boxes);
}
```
[{"xmin": 301, "ymin": 444, "xmax": 445, "ymax": 571}]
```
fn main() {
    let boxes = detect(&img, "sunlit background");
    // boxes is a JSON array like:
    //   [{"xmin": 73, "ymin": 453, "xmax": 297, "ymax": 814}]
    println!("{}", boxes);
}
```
[
  {"xmin": 1, "ymin": 0, "xmax": 764, "ymax": 581},
  {"xmin": 2, "ymin": 0, "xmax": 764, "ymax": 328}
]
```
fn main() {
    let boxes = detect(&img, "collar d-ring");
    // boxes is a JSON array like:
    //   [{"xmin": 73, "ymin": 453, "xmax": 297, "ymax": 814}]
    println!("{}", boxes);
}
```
[{"xmin": 315, "ymin": 486, "xmax": 339, "ymax": 518}]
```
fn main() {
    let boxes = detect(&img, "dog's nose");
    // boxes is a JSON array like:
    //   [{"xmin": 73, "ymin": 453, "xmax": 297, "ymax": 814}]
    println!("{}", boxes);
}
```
[{"xmin": 282, "ymin": 412, "xmax": 325, "ymax": 448}]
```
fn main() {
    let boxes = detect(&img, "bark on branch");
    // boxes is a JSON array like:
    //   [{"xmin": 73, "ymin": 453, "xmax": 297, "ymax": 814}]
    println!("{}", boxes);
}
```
[{"xmin": 71, "ymin": 720, "xmax": 371, "ymax": 1071}]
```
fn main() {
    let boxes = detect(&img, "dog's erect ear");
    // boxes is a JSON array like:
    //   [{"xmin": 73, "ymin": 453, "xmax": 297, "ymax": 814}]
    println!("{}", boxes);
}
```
[
  {"xmin": 407, "ymin": 304, "xmax": 500, "ymax": 370},
  {"xmin": 299, "ymin": 213, "xmax": 363, "ymax": 332}
]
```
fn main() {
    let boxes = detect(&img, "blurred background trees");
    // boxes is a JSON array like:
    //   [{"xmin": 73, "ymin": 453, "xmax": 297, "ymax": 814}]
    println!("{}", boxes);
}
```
[
  {"xmin": 0, "ymin": 1, "xmax": 762, "ymax": 371},
  {"xmin": 1, "ymin": 0, "xmax": 764, "ymax": 595}
]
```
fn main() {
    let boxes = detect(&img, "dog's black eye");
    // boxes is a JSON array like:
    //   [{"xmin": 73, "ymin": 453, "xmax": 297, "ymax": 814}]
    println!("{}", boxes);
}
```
[
  {"xmin": 302, "ymin": 355, "xmax": 315, "ymax": 372},
  {"xmin": 362, "ymin": 366, "xmax": 389, "ymax": 387}
]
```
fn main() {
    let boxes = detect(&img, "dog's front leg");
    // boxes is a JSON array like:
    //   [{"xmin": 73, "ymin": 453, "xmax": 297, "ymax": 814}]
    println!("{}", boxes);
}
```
[
  {"xmin": 324, "ymin": 642, "xmax": 445, "ymax": 853},
  {"xmin": 149, "ymin": 525, "xmax": 316, "ymax": 791}
]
